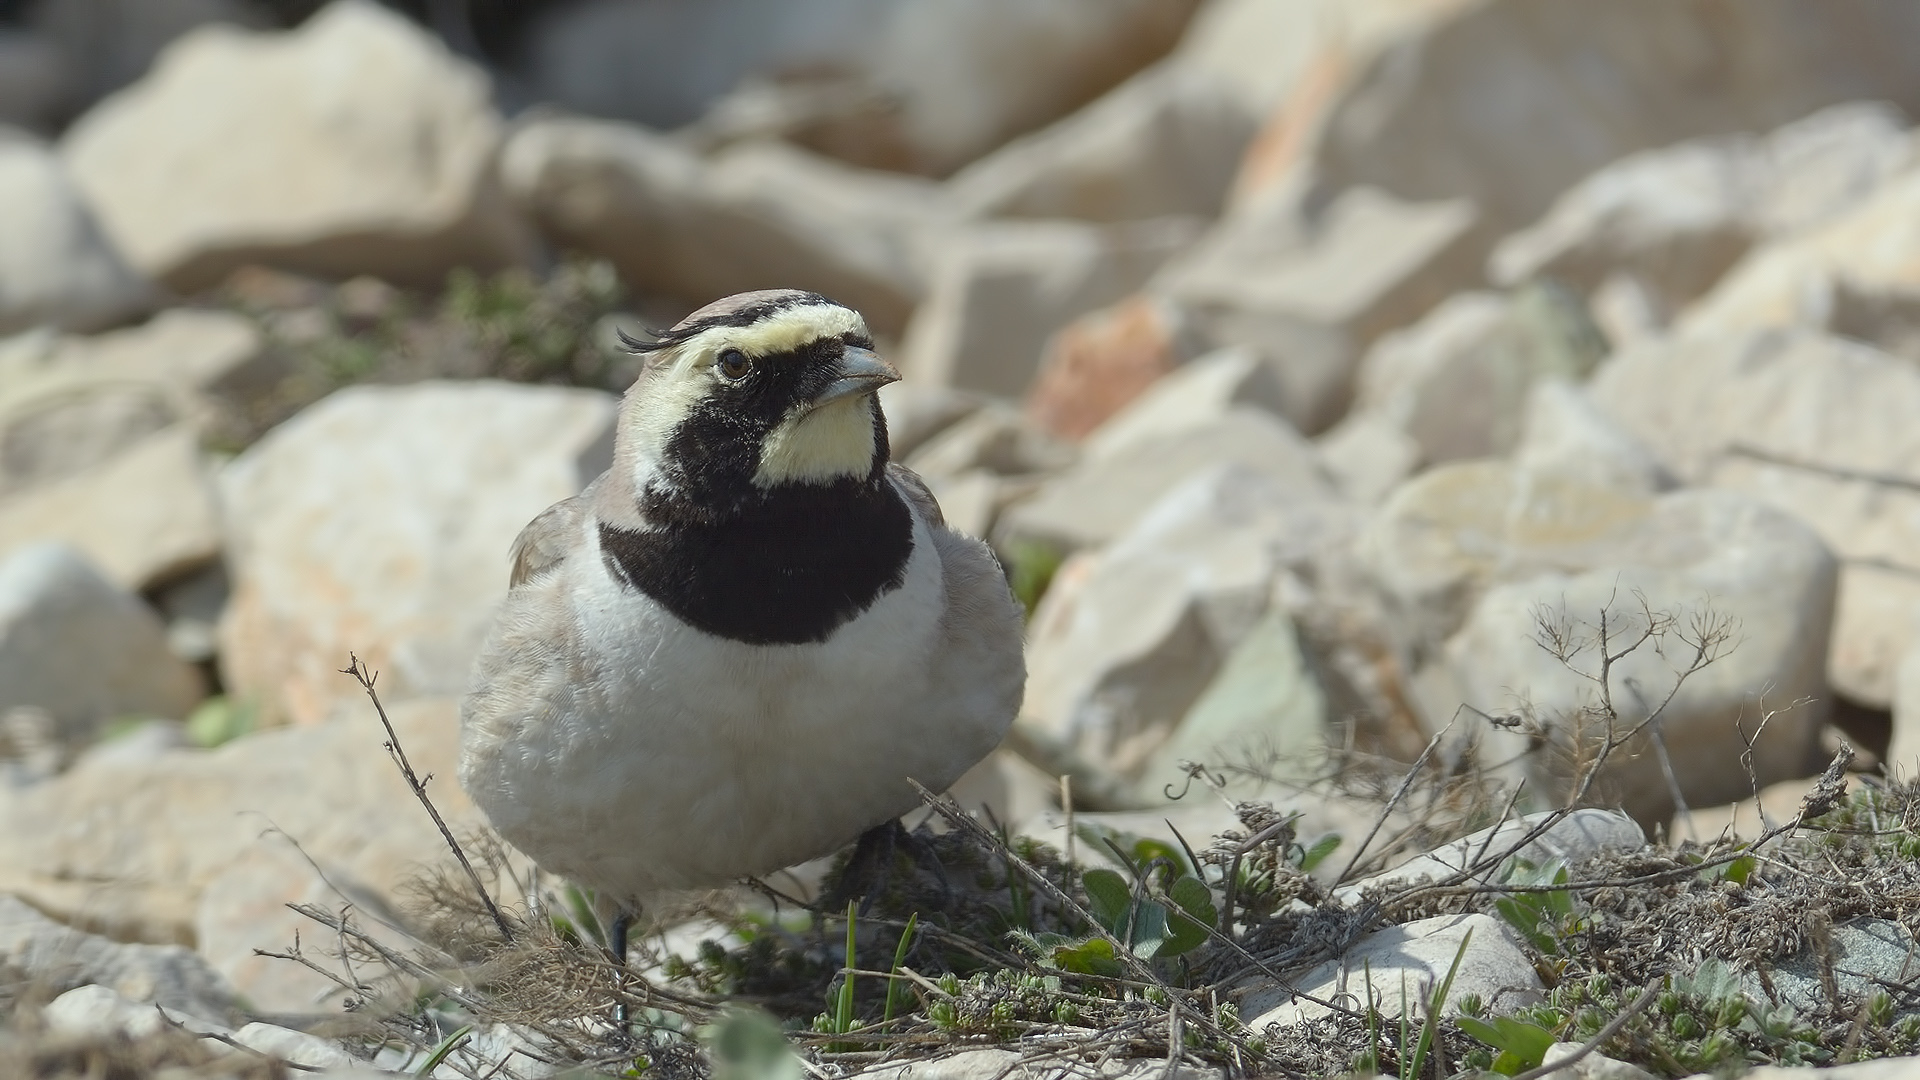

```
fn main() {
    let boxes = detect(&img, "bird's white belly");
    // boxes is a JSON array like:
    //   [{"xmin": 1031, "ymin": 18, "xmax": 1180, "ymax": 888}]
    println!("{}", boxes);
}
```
[{"xmin": 493, "ymin": 520, "xmax": 964, "ymax": 899}]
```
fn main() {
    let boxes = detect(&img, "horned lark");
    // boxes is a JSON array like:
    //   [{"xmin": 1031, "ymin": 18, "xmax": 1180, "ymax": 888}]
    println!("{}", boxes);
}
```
[{"xmin": 459, "ymin": 290, "xmax": 1026, "ymax": 939}]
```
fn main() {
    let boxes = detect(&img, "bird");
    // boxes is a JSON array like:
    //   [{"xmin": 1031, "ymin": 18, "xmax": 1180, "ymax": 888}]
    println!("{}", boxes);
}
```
[{"xmin": 458, "ymin": 289, "xmax": 1027, "ymax": 965}]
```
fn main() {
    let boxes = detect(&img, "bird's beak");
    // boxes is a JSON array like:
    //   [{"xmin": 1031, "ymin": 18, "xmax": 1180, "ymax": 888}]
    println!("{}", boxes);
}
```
[{"xmin": 810, "ymin": 346, "xmax": 900, "ymax": 409}]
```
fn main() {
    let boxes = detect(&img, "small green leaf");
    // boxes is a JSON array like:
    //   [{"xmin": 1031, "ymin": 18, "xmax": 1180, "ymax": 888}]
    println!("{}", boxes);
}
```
[
  {"xmin": 1457, "ymin": 1016, "xmax": 1556, "ymax": 1074},
  {"xmin": 413, "ymin": 1024, "xmax": 472, "ymax": 1076},
  {"xmin": 1081, "ymin": 868, "xmax": 1132, "ymax": 930},
  {"xmin": 1298, "ymin": 833, "xmax": 1342, "ymax": 872},
  {"xmin": 1160, "ymin": 875, "xmax": 1218, "ymax": 957},
  {"xmin": 1051, "ymin": 935, "xmax": 1126, "ymax": 977}
]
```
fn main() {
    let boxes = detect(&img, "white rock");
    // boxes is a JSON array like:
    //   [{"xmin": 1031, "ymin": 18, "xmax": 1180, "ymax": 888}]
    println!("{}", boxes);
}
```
[
  {"xmin": 528, "ymin": 0, "xmax": 1202, "ymax": 177},
  {"xmin": 1439, "ymin": 490, "xmax": 1836, "ymax": 821},
  {"xmin": 1491, "ymin": 102, "xmax": 1915, "ymax": 321},
  {"xmin": 948, "ymin": 65, "xmax": 1257, "ymax": 222},
  {"xmin": 1140, "ymin": 607, "xmax": 1326, "ymax": 798},
  {"xmin": 0, "ymin": 131, "xmax": 150, "ymax": 334},
  {"xmin": 877, "ymin": 381, "xmax": 985, "ymax": 461},
  {"xmin": 859, "ymin": 1047, "xmax": 1217, "ymax": 1080},
  {"xmin": 1245, "ymin": 913, "xmax": 1543, "ymax": 1027},
  {"xmin": 218, "ymin": 381, "xmax": 615, "ymax": 727},
  {"xmin": 900, "ymin": 216, "xmax": 1202, "ymax": 398},
  {"xmin": 234, "ymin": 1022, "xmax": 364, "ymax": 1071},
  {"xmin": 1542, "ymin": 1043, "xmax": 1661, "ymax": 1080},
  {"xmin": 1890, "ymin": 644, "xmax": 1920, "ymax": 778},
  {"xmin": 1314, "ymin": 412, "xmax": 1421, "ymax": 506},
  {"xmin": 1264, "ymin": 2, "xmax": 1920, "ymax": 242},
  {"xmin": 0, "ymin": 426, "xmax": 220, "ymax": 590},
  {"xmin": 1022, "ymin": 464, "xmax": 1356, "ymax": 778},
  {"xmin": 1081, "ymin": 347, "xmax": 1289, "ymax": 462},
  {"xmin": 1588, "ymin": 328, "xmax": 1920, "ymax": 705},
  {"xmin": 1732, "ymin": 1059, "xmax": 1920, "ymax": 1080},
  {"xmin": 1, "ymin": 896, "xmax": 238, "ymax": 1022},
  {"xmin": 1681, "ymin": 166, "xmax": 1920, "ymax": 360},
  {"xmin": 40, "ymin": 983, "xmax": 230, "ymax": 1040},
  {"xmin": 501, "ymin": 117, "xmax": 939, "ymax": 335},
  {"xmin": 62, "ymin": 0, "xmax": 530, "ymax": 290},
  {"xmin": 904, "ymin": 404, "xmax": 1074, "ymax": 482},
  {"xmin": 1354, "ymin": 286, "xmax": 1607, "ymax": 468},
  {"xmin": 1512, "ymin": 381, "xmax": 1673, "ymax": 497},
  {"xmin": 0, "ymin": 543, "xmax": 204, "ymax": 744},
  {"xmin": 0, "ymin": 696, "xmax": 477, "ymax": 948},
  {"xmin": 1156, "ymin": 187, "xmax": 1487, "ymax": 434},
  {"xmin": 1336, "ymin": 809, "xmax": 1645, "ymax": 902},
  {"xmin": 996, "ymin": 407, "xmax": 1332, "ymax": 555}
]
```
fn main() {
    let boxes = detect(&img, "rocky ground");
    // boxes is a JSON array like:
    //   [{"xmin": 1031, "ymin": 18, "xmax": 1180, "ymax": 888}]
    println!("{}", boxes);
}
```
[{"xmin": 2, "ymin": 1, "xmax": 1920, "ymax": 1078}]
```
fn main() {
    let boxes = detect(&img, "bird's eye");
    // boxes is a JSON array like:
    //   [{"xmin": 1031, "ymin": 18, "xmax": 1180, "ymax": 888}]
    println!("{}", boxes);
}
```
[{"xmin": 716, "ymin": 349, "xmax": 752, "ymax": 381}]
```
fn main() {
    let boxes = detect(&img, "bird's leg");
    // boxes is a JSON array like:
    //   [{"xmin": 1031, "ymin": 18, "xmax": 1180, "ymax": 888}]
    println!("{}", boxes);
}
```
[
  {"xmin": 895, "ymin": 823, "xmax": 954, "ymax": 909},
  {"xmin": 609, "ymin": 906, "xmax": 634, "ymax": 1032},
  {"xmin": 826, "ymin": 821, "xmax": 901, "ymax": 915}
]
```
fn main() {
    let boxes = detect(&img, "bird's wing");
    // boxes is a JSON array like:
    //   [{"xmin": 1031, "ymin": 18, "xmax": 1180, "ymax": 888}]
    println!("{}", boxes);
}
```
[
  {"xmin": 508, "ymin": 495, "xmax": 589, "ymax": 588},
  {"xmin": 885, "ymin": 462, "xmax": 945, "ymax": 529},
  {"xmin": 888, "ymin": 464, "xmax": 1026, "ymax": 762}
]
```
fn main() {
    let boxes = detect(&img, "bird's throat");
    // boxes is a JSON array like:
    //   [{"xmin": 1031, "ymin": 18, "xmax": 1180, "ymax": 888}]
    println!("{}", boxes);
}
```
[{"xmin": 599, "ymin": 479, "xmax": 915, "ymax": 645}]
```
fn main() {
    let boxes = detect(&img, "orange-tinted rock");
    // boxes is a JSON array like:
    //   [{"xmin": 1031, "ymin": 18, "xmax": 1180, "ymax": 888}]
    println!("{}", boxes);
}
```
[{"xmin": 1025, "ymin": 296, "xmax": 1194, "ymax": 441}]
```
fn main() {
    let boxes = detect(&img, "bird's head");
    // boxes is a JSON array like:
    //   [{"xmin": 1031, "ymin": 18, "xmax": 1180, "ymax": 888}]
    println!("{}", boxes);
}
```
[{"xmin": 616, "ymin": 290, "xmax": 898, "ymax": 512}]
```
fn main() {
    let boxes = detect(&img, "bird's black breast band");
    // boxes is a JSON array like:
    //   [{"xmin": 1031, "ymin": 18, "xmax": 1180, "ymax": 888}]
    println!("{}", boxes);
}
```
[{"xmin": 598, "ymin": 480, "xmax": 915, "ymax": 646}]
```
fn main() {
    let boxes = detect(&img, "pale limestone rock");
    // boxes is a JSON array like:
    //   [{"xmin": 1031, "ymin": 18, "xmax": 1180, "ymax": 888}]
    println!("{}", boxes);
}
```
[
  {"xmin": 1588, "ymin": 328, "xmax": 1920, "ymax": 705},
  {"xmin": 1139, "ymin": 607, "xmax": 1325, "ymax": 798},
  {"xmin": 1439, "ymin": 490, "xmax": 1835, "ymax": 822},
  {"xmin": 1671, "ymin": 774, "xmax": 1831, "ymax": 844},
  {"xmin": 0, "ymin": 544, "xmax": 204, "ymax": 745},
  {"xmin": 1336, "ymin": 809, "xmax": 1645, "ymax": 902},
  {"xmin": 1156, "ymin": 187, "xmax": 1487, "ymax": 434},
  {"xmin": 1358, "ymin": 460, "xmax": 1665, "ymax": 650},
  {"xmin": 1314, "ymin": 412, "xmax": 1421, "ymax": 506},
  {"xmin": 1541, "ymin": 1043, "xmax": 1660, "ymax": 1080},
  {"xmin": 0, "ymin": 426, "xmax": 219, "ymax": 590},
  {"xmin": 996, "ymin": 408, "xmax": 1331, "ymax": 556},
  {"xmin": 501, "ymin": 117, "xmax": 939, "ymax": 335},
  {"xmin": 0, "ymin": 697, "xmax": 471, "ymax": 946},
  {"xmin": 1354, "ymin": 285, "xmax": 1606, "ymax": 468},
  {"xmin": 1492, "ymin": 102, "xmax": 1915, "ymax": 321},
  {"xmin": 947, "ymin": 65, "xmax": 1257, "ymax": 222},
  {"xmin": 1681, "ymin": 167, "xmax": 1920, "ymax": 360},
  {"xmin": 1890, "ymin": 644, "xmax": 1920, "ymax": 778},
  {"xmin": 877, "ymin": 381, "xmax": 985, "ymax": 462},
  {"xmin": 0, "ymin": 131, "xmax": 150, "ymax": 334},
  {"xmin": 62, "ymin": 1, "xmax": 530, "ymax": 290},
  {"xmin": 39, "ymin": 983, "xmax": 230, "ymax": 1040},
  {"xmin": 1245, "ymin": 913, "xmax": 1542, "ymax": 1027},
  {"xmin": 0, "ymin": 310, "xmax": 260, "ymax": 499},
  {"xmin": 1024, "ymin": 294, "xmax": 1207, "ymax": 442},
  {"xmin": 1255, "ymin": 0, "xmax": 1920, "ymax": 241},
  {"xmin": 859, "ymin": 1047, "xmax": 1218, "ymax": 1080},
  {"xmin": 900, "ymin": 216, "xmax": 1201, "ymax": 398},
  {"xmin": 1512, "ymin": 381, "xmax": 1673, "ymax": 497},
  {"xmin": 1022, "ymin": 465, "xmax": 1356, "ymax": 778},
  {"xmin": 1081, "ymin": 347, "xmax": 1290, "ymax": 462},
  {"xmin": 0, "ymin": 896, "xmax": 237, "ymax": 1022},
  {"xmin": 538, "ymin": 0, "xmax": 1202, "ymax": 177},
  {"xmin": 903, "ymin": 404, "xmax": 1075, "ymax": 483},
  {"xmin": 217, "ymin": 382, "xmax": 615, "ymax": 727}
]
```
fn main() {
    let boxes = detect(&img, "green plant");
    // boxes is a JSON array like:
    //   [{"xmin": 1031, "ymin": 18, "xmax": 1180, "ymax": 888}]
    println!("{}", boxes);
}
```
[{"xmin": 1493, "ymin": 858, "xmax": 1578, "ymax": 956}]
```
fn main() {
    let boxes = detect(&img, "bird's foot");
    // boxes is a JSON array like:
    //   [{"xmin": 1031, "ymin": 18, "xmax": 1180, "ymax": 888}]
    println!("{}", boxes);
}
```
[{"xmin": 823, "ymin": 820, "xmax": 953, "ymax": 915}]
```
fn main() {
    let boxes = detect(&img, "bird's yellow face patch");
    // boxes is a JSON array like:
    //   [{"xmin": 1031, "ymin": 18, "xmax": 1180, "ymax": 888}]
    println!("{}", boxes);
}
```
[{"xmin": 754, "ymin": 394, "xmax": 877, "ymax": 487}]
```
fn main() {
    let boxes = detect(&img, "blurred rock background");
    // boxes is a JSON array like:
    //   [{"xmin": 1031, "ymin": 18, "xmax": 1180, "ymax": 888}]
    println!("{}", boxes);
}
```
[{"xmin": 2, "ymin": 0, "xmax": 1920, "ymax": 1034}]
